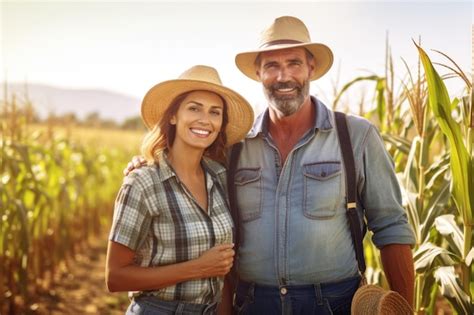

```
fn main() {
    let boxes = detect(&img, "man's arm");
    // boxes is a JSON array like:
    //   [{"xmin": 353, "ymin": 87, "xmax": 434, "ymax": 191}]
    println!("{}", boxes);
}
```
[
  {"xmin": 218, "ymin": 275, "xmax": 234, "ymax": 315},
  {"xmin": 380, "ymin": 244, "xmax": 415, "ymax": 307},
  {"xmin": 356, "ymin": 124, "xmax": 416, "ymax": 306}
]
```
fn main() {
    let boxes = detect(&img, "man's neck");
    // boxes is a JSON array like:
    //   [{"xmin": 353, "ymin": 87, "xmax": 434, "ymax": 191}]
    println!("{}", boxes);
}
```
[
  {"xmin": 268, "ymin": 97, "xmax": 315, "ymax": 164},
  {"xmin": 268, "ymin": 97, "xmax": 315, "ymax": 140}
]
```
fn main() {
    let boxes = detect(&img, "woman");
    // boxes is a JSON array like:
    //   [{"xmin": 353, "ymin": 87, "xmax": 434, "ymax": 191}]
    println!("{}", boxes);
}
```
[{"xmin": 106, "ymin": 65, "xmax": 254, "ymax": 314}]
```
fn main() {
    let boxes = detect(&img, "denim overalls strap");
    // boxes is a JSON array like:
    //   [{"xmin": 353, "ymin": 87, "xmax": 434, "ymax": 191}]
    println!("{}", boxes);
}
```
[{"xmin": 334, "ymin": 111, "xmax": 366, "ymax": 275}]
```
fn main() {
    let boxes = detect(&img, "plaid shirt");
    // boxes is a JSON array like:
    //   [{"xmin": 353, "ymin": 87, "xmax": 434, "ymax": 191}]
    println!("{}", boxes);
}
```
[{"xmin": 109, "ymin": 152, "xmax": 233, "ymax": 304}]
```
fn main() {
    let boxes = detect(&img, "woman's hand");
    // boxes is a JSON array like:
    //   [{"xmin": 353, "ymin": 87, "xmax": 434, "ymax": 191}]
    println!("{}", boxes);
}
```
[
  {"xmin": 106, "ymin": 242, "xmax": 235, "ymax": 292},
  {"xmin": 195, "ymin": 244, "xmax": 235, "ymax": 277}
]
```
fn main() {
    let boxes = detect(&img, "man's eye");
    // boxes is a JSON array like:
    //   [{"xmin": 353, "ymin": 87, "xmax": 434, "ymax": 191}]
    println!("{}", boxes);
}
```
[{"xmin": 264, "ymin": 63, "xmax": 278, "ymax": 69}]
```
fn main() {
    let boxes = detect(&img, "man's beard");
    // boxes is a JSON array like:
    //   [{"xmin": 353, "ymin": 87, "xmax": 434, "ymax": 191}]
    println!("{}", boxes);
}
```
[{"xmin": 264, "ymin": 80, "xmax": 310, "ymax": 117}]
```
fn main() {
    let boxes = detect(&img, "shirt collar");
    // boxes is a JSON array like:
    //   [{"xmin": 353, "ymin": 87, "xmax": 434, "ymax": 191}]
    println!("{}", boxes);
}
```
[
  {"xmin": 156, "ymin": 151, "xmax": 176, "ymax": 181},
  {"xmin": 247, "ymin": 95, "xmax": 333, "ymax": 139},
  {"xmin": 157, "ymin": 151, "xmax": 218, "ymax": 189}
]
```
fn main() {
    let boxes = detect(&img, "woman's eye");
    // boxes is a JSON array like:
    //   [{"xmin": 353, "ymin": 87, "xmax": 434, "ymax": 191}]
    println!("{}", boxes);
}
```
[{"xmin": 211, "ymin": 110, "xmax": 221, "ymax": 116}]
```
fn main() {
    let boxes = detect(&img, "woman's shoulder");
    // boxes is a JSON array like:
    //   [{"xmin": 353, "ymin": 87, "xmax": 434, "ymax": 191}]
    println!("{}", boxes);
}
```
[{"xmin": 122, "ymin": 164, "xmax": 161, "ymax": 188}]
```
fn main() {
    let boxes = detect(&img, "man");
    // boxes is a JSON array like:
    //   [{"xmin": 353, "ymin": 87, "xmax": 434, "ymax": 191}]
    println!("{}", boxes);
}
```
[
  {"xmin": 126, "ymin": 16, "xmax": 415, "ymax": 315},
  {"xmin": 228, "ymin": 16, "xmax": 415, "ymax": 314}
]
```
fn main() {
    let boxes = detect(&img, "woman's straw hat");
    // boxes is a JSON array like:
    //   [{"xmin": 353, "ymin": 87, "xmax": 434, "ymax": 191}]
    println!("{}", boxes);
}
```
[
  {"xmin": 235, "ymin": 16, "xmax": 333, "ymax": 82},
  {"xmin": 141, "ymin": 65, "xmax": 254, "ymax": 146},
  {"xmin": 351, "ymin": 285, "xmax": 413, "ymax": 315}
]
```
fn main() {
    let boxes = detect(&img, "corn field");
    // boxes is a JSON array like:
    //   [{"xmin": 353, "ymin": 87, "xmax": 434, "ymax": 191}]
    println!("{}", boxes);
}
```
[
  {"xmin": 335, "ymin": 44, "xmax": 473, "ymax": 314},
  {"xmin": 0, "ymin": 43, "xmax": 472, "ymax": 314},
  {"xmin": 0, "ymin": 89, "xmax": 136, "ymax": 314}
]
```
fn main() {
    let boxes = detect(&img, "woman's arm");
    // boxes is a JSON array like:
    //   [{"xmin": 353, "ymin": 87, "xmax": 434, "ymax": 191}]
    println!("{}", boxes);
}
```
[{"xmin": 106, "ymin": 241, "xmax": 235, "ymax": 292}]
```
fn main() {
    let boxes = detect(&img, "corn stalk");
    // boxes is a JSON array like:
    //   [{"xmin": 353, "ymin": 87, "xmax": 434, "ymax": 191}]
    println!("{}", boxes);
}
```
[
  {"xmin": 0, "ymin": 86, "xmax": 131, "ymax": 313},
  {"xmin": 416, "ymin": 43, "xmax": 473, "ymax": 314}
]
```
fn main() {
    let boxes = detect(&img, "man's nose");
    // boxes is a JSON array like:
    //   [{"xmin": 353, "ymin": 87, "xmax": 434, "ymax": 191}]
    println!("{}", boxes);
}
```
[{"xmin": 277, "ymin": 67, "xmax": 290, "ymax": 82}]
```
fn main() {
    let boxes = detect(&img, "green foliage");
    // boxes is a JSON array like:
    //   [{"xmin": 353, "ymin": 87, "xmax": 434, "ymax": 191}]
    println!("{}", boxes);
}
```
[
  {"xmin": 0, "ymin": 93, "xmax": 132, "ymax": 313},
  {"xmin": 335, "ymin": 41, "xmax": 473, "ymax": 313}
]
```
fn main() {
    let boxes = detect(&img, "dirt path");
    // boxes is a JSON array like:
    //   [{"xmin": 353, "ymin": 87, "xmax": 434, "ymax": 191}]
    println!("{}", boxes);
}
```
[{"xmin": 32, "ymin": 235, "xmax": 129, "ymax": 315}]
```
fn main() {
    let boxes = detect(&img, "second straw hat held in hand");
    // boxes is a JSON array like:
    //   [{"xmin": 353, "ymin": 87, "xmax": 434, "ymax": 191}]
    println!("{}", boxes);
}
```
[
  {"xmin": 141, "ymin": 65, "xmax": 254, "ymax": 146},
  {"xmin": 235, "ymin": 16, "xmax": 334, "ymax": 82}
]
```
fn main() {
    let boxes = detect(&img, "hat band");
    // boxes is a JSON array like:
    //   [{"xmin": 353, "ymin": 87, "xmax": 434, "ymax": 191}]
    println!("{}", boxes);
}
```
[{"xmin": 259, "ymin": 39, "xmax": 305, "ymax": 49}]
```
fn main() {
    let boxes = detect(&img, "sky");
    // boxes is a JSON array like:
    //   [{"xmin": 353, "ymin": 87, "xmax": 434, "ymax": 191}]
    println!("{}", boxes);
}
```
[{"xmin": 1, "ymin": 0, "xmax": 472, "ymax": 115}]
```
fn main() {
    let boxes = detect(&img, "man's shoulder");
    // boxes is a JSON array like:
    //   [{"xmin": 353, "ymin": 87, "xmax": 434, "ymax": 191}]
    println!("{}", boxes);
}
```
[
  {"xmin": 344, "ymin": 113, "xmax": 374, "ymax": 134},
  {"xmin": 333, "ymin": 112, "xmax": 378, "ymax": 151}
]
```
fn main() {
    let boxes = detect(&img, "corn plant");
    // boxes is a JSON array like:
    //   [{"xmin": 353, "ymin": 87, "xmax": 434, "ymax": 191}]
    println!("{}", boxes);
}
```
[
  {"xmin": 333, "ymin": 40, "xmax": 473, "ymax": 314},
  {"xmin": 0, "ymin": 88, "xmax": 132, "ymax": 314},
  {"xmin": 415, "ymin": 44, "xmax": 473, "ymax": 314}
]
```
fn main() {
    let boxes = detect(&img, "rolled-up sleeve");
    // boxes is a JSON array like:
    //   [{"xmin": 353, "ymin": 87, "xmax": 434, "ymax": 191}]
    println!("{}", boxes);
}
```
[
  {"xmin": 108, "ymin": 175, "xmax": 152, "ymax": 251},
  {"xmin": 360, "ymin": 126, "xmax": 416, "ymax": 248}
]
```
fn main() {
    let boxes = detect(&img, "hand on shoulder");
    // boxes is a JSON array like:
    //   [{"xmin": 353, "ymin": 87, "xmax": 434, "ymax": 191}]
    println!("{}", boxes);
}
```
[{"xmin": 123, "ymin": 155, "xmax": 147, "ymax": 176}]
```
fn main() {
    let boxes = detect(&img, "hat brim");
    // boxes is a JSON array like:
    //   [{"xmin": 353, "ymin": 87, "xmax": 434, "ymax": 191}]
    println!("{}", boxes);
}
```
[
  {"xmin": 141, "ymin": 79, "xmax": 254, "ymax": 146},
  {"xmin": 235, "ymin": 42, "xmax": 333, "ymax": 81},
  {"xmin": 351, "ymin": 285, "xmax": 413, "ymax": 315}
]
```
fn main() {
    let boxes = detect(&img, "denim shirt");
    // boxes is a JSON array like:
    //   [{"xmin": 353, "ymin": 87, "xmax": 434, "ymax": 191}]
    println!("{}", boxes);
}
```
[{"xmin": 234, "ymin": 97, "xmax": 415, "ymax": 286}]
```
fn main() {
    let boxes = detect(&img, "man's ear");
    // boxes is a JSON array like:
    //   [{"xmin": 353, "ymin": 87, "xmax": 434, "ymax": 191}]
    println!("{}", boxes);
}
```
[
  {"xmin": 308, "ymin": 58, "xmax": 316, "ymax": 77},
  {"xmin": 256, "ymin": 69, "xmax": 261, "ymax": 80}
]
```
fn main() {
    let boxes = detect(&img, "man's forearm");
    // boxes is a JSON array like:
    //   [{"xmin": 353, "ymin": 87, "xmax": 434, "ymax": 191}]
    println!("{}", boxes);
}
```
[
  {"xmin": 380, "ymin": 243, "xmax": 415, "ymax": 307},
  {"xmin": 218, "ymin": 275, "xmax": 233, "ymax": 315}
]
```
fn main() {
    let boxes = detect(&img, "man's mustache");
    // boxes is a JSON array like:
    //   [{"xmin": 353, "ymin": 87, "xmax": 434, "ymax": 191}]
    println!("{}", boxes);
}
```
[{"xmin": 270, "ymin": 82, "xmax": 301, "ymax": 92}]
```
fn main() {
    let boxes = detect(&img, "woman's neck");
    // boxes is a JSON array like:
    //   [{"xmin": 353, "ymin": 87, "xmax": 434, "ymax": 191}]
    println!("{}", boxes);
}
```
[{"xmin": 167, "ymin": 145, "xmax": 204, "ymax": 178}]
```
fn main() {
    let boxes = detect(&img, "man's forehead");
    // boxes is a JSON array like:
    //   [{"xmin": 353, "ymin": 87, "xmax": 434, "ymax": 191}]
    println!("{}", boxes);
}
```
[{"xmin": 259, "ymin": 47, "xmax": 307, "ymax": 61}]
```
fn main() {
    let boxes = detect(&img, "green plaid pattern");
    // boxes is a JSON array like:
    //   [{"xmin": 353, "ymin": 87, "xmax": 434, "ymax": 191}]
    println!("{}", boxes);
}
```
[{"xmin": 109, "ymin": 152, "xmax": 233, "ymax": 304}]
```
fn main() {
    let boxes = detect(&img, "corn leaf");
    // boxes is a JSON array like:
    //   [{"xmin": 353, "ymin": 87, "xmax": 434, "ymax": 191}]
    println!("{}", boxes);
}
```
[
  {"xmin": 434, "ymin": 266, "xmax": 472, "ymax": 314},
  {"xmin": 382, "ymin": 133, "xmax": 411, "ymax": 154},
  {"xmin": 420, "ymin": 180, "xmax": 450, "ymax": 242},
  {"xmin": 413, "ymin": 242, "xmax": 455, "ymax": 273},
  {"xmin": 434, "ymin": 214, "xmax": 464, "ymax": 258},
  {"xmin": 417, "ymin": 43, "xmax": 473, "ymax": 231}
]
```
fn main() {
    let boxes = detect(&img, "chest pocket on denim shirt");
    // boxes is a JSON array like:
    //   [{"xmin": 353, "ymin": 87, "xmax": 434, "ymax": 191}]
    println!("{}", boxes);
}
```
[
  {"xmin": 234, "ymin": 167, "xmax": 262, "ymax": 222},
  {"xmin": 303, "ymin": 161, "xmax": 342, "ymax": 219}
]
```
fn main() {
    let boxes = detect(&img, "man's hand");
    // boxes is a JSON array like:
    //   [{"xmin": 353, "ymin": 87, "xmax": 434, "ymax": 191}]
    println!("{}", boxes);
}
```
[{"xmin": 123, "ymin": 155, "xmax": 147, "ymax": 175}]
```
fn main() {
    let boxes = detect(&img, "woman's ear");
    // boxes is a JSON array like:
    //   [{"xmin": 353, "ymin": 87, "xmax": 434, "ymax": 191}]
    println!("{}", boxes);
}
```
[{"xmin": 170, "ymin": 116, "xmax": 176, "ymax": 125}]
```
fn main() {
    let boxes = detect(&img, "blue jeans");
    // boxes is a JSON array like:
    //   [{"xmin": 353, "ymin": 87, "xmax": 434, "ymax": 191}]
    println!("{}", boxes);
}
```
[
  {"xmin": 234, "ymin": 276, "xmax": 360, "ymax": 315},
  {"xmin": 126, "ymin": 296, "xmax": 218, "ymax": 315}
]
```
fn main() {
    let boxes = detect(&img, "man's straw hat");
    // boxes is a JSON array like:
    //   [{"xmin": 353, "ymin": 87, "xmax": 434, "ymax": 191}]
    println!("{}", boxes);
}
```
[
  {"xmin": 351, "ymin": 285, "xmax": 413, "ymax": 315},
  {"xmin": 235, "ymin": 16, "xmax": 333, "ymax": 82},
  {"xmin": 141, "ymin": 65, "xmax": 254, "ymax": 146}
]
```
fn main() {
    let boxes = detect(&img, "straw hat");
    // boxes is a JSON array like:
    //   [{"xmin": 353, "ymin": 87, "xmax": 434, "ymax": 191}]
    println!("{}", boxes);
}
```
[
  {"xmin": 141, "ymin": 65, "xmax": 254, "ymax": 146},
  {"xmin": 351, "ymin": 285, "xmax": 413, "ymax": 315},
  {"xmin": 235, "ymin": 16, "xmax": 333, "ymax": 82}
]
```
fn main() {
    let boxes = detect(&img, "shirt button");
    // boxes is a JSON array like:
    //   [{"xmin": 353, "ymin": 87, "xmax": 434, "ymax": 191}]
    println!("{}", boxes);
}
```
[{"xmin": 280, "ymin": 287, "xmax": 288, "ymax": 295}]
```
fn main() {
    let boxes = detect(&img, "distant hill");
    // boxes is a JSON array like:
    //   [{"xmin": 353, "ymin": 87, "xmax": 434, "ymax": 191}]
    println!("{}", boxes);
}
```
[{"xmin": 1, "ymin": 83, "xmax": 141, "ymax": 123}]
